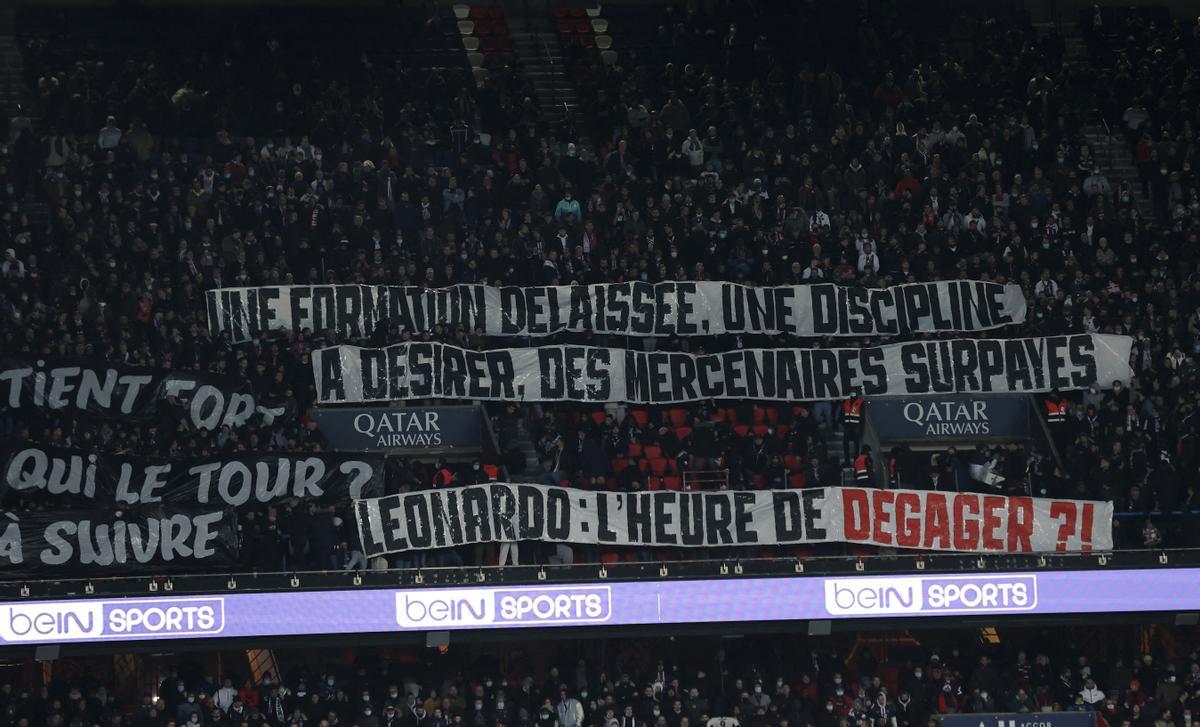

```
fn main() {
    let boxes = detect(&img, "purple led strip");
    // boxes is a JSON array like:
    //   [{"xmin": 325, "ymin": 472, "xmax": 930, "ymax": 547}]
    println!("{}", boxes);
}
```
[{"xmin": 0, "ymin": 569, "xmax": 1194, "ymax": 645}]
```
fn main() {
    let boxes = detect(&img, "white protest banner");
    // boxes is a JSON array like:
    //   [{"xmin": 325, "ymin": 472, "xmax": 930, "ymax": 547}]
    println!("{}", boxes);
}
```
[
  {"xmin": 207, "ymin": 281, "xmax": 1026, "ymax": 343},
  {"xmin": 315, "ymin": 334, "xmax": 1133, "ymax": 405},
  {"xmin": 354, "ymin": 485, "xmax": 1113, "ymax": 556}
]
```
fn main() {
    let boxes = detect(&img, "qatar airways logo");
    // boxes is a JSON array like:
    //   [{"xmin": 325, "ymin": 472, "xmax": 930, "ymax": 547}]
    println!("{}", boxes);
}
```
[
  {"xmin": 0, "ymin": 597, "xmax": 225, "ymax": 643},
  {"xmin": 396, "ymin": 586, "xmax": 611, "ymax": 628},
  {"xmin": 823, "ymin": 575, "xmax": 1038, "ymax": 616}
]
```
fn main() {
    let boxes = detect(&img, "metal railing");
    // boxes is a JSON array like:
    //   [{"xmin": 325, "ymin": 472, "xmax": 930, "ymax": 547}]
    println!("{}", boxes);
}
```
[{"xmin": 5, "ymin": 547, "xmax": 1200, "ymax": 600}]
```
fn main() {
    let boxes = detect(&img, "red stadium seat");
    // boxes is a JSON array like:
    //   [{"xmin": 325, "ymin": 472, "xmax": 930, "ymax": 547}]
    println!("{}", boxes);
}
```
[
  {"xmin": 752, "ymin": 424, "xmax": 770, "ymax": 437},
  {"xmin": 488, "ymin": 5, "xmax": 504, "ymax": 18},
  {"xmin": 788, "ymin": 474, "xmax": 807, "ymax": 488},
  {"xmin": 579, "ymin": 34, "xmax": 595, "ymax": 48},
  {"xmin": 590, "ymin": 411, "xmax": 607, "ymax": 425},
  {"xmin": 551, "ymin": 5, "xmax": 568, "ymax": 18},
  {"xmin": 469, "ymin": 6, "xmax": 488, "ymax": 19},
  {"xmin": 649, "ymin": 458, "xmax": 669, "ymax": 475},
  {"xmin": 766, "ymin": 407, "xmax": 781, "ymax": 424},
  {"xmin": 673, "ymin": 426, "xmax": 692, "ymax": 441},
  {"xmin": 752, "ymin": 474, "xmax": 765, "ymax": 488},
  {"xmin": 733, "ymin": 424, "xmax": 750, "ymax": 437},
  {"xmin": 474, "ymin": 19, "xmax": 492, "ymax": 35},
  {"xmin": 612, "ymin": 458, "xmax": 630, "ymax": 474},
  {"xmin": 627, "ymin": 442, "xmax": 643, "ymax": 457},
  {"xmin": 556, "ymin": 18, "xmax": 573, "ymax": 34},
  {"xmin": 643, "ymin": 445, "xmax": 663, "ymax": 459},
  {"xmin": 629, "ymin": 409, "xmax": 649, "ymax": 428},
  {"xmin": 648, "ymin": 476, "xmax": 663, "ymax": 491},
  {"xmin": 575, "ymin": 18, "xmax": 592, "ymax": 33},
  {"xmin": 753, "ymin": 406, "xmax": 768, "ymax": 423},
  {"xmin": 601, "ymin": 552, "xmax": 620, "ymax": 565},
  {"xmin": 775, "ymin": 425, "xmax": 790, "ymax": 438},
  {"xmin": 708, "ymin": 409, "xmax": 727, "ymax": 422},
  {"xmin": 664, "ymin": 476, "xmax": 682, "ymax": 490},
  {"xmin": 667, "ymin": 408, "xmax": 689, "ymax": 427},
  {"xmin": 568, "ymin": 6, "xmax": 585, "ymax": 17},
  {"xmin": 783, "ymin": 454, "xmax": 802, "ymax": 470}
]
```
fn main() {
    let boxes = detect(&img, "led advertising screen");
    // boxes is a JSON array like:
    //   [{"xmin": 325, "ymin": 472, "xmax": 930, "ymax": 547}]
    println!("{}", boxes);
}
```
[{"xmin": 0, "ymin": 568, "xmax": 1191, "ymax": 646}]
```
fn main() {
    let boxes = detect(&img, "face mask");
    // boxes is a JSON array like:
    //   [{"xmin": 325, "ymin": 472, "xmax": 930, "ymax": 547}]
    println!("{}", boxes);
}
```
[
  {"xmin": 826, "ymin": 706, "xmax": 834, "ymax": 713},
  {"xmin": 833, "ymin": 678, "xmax": 842, "ymax": 685},
  {"xmin": 754, "ymin": 687, "xmax": 762, "ymax": 694},
  {"xmin": 365, "ymin": 711, "xmax": 372, "ymax": 717},
  {"xmin": 980, "ymin": 693, "xmax": 988, "ymax": 700},
  {"xmin": 653, "ymin": 710, "xmax": 661, "ymax": 716},
  {"xmin": 497, "ymin": 703, "xmax": 505, "ymax": 710},
  {"xmin": 835, "ymin": 690, "xmax": 843, "ymax": 696},
  {"xmin": 188, "ymin": 698, "xmax": 196, "ymax": 704},
  {"xmin": 475, "ymin": 704, "xmax": 483, "ymax": 711},
  {"xmin": 364, "ymin": 697, "xmax": 372, "ymax": 702},
  {"xmin": 914, "ymin": 672, "xmax": 922, "ymax": 678}
]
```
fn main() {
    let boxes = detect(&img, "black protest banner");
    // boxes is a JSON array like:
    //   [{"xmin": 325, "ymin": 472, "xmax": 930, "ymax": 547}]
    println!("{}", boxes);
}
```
[
  {"xmin": 0, "ymin": 358, "xmax": 294, "ymax": 431},
  {"xmin": 1, "ymin": 447, "xmax": 385, "ymax": 508},
  {"xmin": 315, "ymin": 334, "xmax": 1134, "ymax": 405},
  {"xmin": 206, "ymin": 281, "xmax": 1028, "ymax": 343},
  {"xmin": 0, "ymin": 507, "xmax": 239, "ymax": 577},
  {"xmin": 354, "ymin": 485, "xmax": 1114, "ymax": 556}
]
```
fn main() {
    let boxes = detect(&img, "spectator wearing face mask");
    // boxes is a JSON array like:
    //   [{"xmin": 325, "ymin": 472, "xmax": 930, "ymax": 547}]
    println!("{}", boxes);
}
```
[{"xmin": 177, "ymin": 694, "xmax": 203, "ymax": 726}]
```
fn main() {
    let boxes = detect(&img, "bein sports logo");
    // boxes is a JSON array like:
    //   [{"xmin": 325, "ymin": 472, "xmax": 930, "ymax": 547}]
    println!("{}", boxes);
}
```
[
  {"xmin": 823, "ymin": 575, "xmax": 1038, "ymax": 616},
  {"xmin": 0, "ymin": 597, "xmax": 226, "ymax": 643},
  {"xmin": 396, "ymin": 586, "xmax": 612, "ymax": 628}
]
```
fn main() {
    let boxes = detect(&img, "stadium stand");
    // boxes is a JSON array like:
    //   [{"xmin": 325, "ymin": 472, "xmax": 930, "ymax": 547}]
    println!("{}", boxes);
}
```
[{"xmin": 0, "ymin": 0, "xmax": 1198, "ymax": 578}]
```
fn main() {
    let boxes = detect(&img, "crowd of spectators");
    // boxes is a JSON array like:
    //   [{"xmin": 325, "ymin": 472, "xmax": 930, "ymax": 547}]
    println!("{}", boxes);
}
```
[
  {"xmin": 1, "ymin": 0, "xmax": 1200, "ymax": 572},
  {"xmin": 5, "ymin": 632, "xmax": 1200, "ymax": 727}
]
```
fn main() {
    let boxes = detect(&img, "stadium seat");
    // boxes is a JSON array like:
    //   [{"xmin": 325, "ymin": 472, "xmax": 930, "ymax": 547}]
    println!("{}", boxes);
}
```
[
  {"xmin": 590, "ymin": 411, "xmax": 608, "ymax": 426},
  {"xmin": 629, "ymin": 410, "xmax": 649, "ymax": 429},
  {"xmin": 627, "ymin": 443, "xmax": 643, "ymax": 457},
  {"xmin": 586, "ymin": 5, "xmax": 601, "ymax": 16},
  {"xmin": 667, "ymin": 408, "xmax": 688, "ymax": 427},
  {"xmin": 453, "ymin": 4, "xmax": 470, "ymax": 19},
  {"xmin": 733, "ymin": 424, "xmax": 750, "ymax": 437},
  {"xmin": 664, "ymin": 476, "xmax": 682, "ymax": 490},
  {"xmin": 766, "ymin": 407, "xmax": 780, "ymax": 424},
  {"xmin": 788, "ymin": 474, "xmax": 807, "ymax": 488},
  {"xmin": 469, "ymin": 6, "xmax": 488, "ymax": 19},
  {"xmin": 753, "ymin": 407, "xmax": 767, "ymax": 423},
  {"xmin": 474, "ymin": 19, "xmax": 492, "ymax": 35},
  {"xmin": 461, "ymin": 36, "xmax": 480, "ymax": 51},
  {"xmin": 556, "ymin": 18, "xmax": 573, "ymax": 34},
  {"xmin": 752, "ymin": 424, "xmax": 770, "ymax": 437},
  {"xmin": 643, "ymin": 445, "xmax": 663, "ymax": 459},
  {"xmin": 600, "ymin": 552, "xmax": 620, "ymax": 565},
  {"xmin": 574, "ymin": 18, "xmax": 591, "ymax": 33},
  {"xmin": 649, "ymin": 458, "xmax": 669, "ymax": 475},
  {"xmin": 591, "ymin": 18, "xmax": 608, "ymax": 33},
  {"xmin": 673, "ymin": 426, "xmax": 692, "ymax": 441},
  {"xmin": 568, "ymin": 6, "xmax": 585, "ymax": 17},
  {"xmin": 457, "ymin": 20, "xmax": 475, "ymax": 35},
  {"xmin": 595, "ymin": 34, "xmax": 612, "ymax": 50},
  {"xmin": 551, "ymin": 5, "xmax": 567, "ymax": 18},
  {"xmin": 488, "ymin": 6, "xmax": 504, "ymax": 18},
  {"xmin": 783, "ymin": 455, "xmax": 802, "ymax": 470},
  {"xmin": 467, "ymin": 52, "xmax": 484, "ymax": 67}
]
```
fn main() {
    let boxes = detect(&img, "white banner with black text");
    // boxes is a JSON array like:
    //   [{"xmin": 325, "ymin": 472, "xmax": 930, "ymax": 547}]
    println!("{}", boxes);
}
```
[
  {"xmin": 207, "ymin": 281, "xmax": 1026, "ymax": 343},
  {"xmin": 355, "ymin": 485, "xmax": 1113, "ymax": 556},
  {"xmin": 315, "ymin": 334, "xmax": 1133, "ymax": 405}
]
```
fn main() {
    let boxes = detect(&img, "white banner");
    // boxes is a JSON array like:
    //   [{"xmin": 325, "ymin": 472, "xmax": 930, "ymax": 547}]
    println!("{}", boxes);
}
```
[
  {"xmin": 314, "ymin": 334, "xmax": 1133, "ymax": 405},
  {"xmin": 207, "ymin": 281, "xmax": 1027, "ymax": 343},
  {"xmin": 355, "ymin": 485, "xmax": 1114, "ymax": 555}
]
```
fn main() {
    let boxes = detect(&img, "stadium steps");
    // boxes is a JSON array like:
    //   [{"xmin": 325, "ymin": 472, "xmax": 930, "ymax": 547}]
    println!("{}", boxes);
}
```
[
  {"xmin": 509, "ymin": 29, "xmax": 585, "ymax": 136},
  {"xmin": 0, "ymin": 29, "xmax": 28, "ymax": 117},
  {"xmin": 1083, "ymin": 123, "xmax": 1156, "ymax": 221},
  {"xmin": 507, "ymin": 415, "xmax": 546, "ymax": 483}
]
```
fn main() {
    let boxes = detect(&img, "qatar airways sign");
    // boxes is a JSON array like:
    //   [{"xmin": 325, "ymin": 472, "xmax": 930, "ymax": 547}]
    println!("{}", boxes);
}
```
[
  {"xmin": 868, "ymin": 395, "xmax": 1029, "ymax": 440},
  {"xmin": 823, "ymin": 574, "xmax": 1037, "ymax": 616}
]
